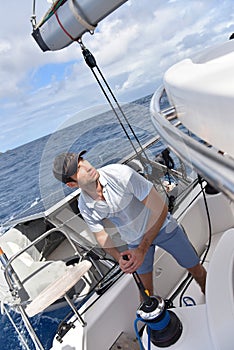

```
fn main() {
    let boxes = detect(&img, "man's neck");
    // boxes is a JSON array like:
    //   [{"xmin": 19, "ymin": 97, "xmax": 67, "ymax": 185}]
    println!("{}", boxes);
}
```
[{"xmin": 84, "ymin": 180, "xmax": 105, "ymax": 201}]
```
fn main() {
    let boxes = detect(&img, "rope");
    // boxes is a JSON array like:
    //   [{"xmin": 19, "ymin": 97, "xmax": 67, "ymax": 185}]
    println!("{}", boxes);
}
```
[
  {"xmin": 54, "ymin": 8, "xmax": 77, "ymax": 42},
  {"xmin": 182, "ymin": 296, "xmax": 196, "ymax": 306},
  {"xmin": 30, "ymin": 0, "xmax": 37, "ymax": 28},
  {"xmin": 68, "ymin": 0, "xmax": 96, "ymax": 33},
  {"xmin": 77, "ymin": 40, "xmax": 170, "ymax": 200},
  {"xmin": 178, "ymin": 175, "xmax": 212, "ymax": 307},
  {"xmin": 134, "ymin": 318, "xmax": 146, "ymax": 350},
  {"xmin": 134, "ymin": 311, "xmax": 171, "ymax": 350},
  {"xmin": 46, "ymin": 2, "xmax": 170, "ymax": 200}
]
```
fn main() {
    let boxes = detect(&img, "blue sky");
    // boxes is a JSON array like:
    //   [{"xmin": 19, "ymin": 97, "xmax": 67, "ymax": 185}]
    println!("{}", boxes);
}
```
[
  {"xmin": 0, "ymin": 0, "xmax": 233, "ymax": 152},
  {"xmin": 30, "ymin": 62, "xmax": 75, "ymax": 89}
]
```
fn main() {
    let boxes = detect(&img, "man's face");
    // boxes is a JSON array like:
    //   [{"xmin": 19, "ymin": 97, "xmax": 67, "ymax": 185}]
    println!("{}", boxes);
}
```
[{"xmin": 70, "ymin": 158, "xmax": 99, "ymax": 188}]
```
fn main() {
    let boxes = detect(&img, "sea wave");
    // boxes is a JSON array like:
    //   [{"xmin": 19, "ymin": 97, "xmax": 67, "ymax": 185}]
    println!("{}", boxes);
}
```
[{"xmin": 0, "ymin": 94, "xmax": 155, "ymax": 227}]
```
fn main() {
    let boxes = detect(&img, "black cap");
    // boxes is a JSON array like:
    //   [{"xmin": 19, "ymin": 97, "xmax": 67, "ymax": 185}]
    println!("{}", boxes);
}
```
[{"xmin": 53, "ymin": 150, "xmax": 87, "ymax": 183}]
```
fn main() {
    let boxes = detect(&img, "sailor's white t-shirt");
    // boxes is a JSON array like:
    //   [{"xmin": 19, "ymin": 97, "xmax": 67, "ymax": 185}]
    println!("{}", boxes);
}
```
[{"xmin": 79, "ymin": 164, "xmax": 167, "ymax": 245}]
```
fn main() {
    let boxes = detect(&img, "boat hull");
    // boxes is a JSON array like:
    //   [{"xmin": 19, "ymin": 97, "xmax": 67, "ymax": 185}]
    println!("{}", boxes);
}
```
[
  {"xmin": 142, "ymin": 228, "xmax": 234, "ymax": 350},
  {"xmin": 52, "ymin": 273, "xmax": 139, "ymax": 350}
]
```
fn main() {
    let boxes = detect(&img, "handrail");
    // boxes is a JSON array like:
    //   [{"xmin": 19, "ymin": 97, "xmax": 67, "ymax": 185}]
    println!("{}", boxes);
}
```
[
  {"xmin": 150, "ymin": 86, "xmax": 234, "ymax": 201},
  {"xmin": 4, "ymin": 227, "xmax": 80, "ymax": 294},
  {"xmin": 1, "ymin": 226, "xmax": 81, "ymax": 350}
]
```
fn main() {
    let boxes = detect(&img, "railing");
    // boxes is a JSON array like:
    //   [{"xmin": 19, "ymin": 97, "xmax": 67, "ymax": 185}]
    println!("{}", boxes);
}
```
[
  {"xmin": 2, "ymin": 227, "xmax": 86, "ymax": 350},
  {"xmin": 150, "ymin": 86, "xmax": 234, "ymax": 201},
  {"xmin": 4, "ymin": 227, "xmax": 80, "ymax": 295}
]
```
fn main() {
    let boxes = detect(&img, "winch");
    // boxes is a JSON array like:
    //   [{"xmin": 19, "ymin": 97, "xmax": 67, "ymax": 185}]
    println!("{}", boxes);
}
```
[{"xmin": 123, "ymin": 253, "xmax": 183, "ymax": 349}]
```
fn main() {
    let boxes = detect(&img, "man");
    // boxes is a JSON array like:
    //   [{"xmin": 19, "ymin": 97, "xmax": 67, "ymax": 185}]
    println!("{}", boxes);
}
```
[{"xmin": 53, "ymin": 151, "xmax": 206, "ymax": 296}]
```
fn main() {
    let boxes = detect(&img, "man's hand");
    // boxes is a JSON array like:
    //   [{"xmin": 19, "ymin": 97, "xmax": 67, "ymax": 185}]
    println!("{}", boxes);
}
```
[{"xmin": 119, "ymin": 248, "xmax": 145, "ymax": 273}]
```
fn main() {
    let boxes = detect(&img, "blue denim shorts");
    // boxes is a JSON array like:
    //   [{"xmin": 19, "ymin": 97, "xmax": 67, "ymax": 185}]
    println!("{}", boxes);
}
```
[{"xmin": 128, "ymin": 215, "xmax": 199, "ymax": 275}]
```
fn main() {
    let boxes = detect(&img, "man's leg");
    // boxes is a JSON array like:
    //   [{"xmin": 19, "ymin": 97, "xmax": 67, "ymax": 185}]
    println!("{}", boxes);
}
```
[
  {"xmin": 138, "ymin": 271, "xmax": 154, "ymax": 298},
  {"xmin": 155, "ymin": 220, "xmax": 207, "ymax": 294},
  {"xmin": 138, "ymin": 265, "xmax": 206, "ymax": 299},
  {"xmin": 187, "ymin": 263, "xmax": 207, "ymax": 294},
  {"xmin": 138, "ymin": 263, "xmax": 207, "ymax": 298}
]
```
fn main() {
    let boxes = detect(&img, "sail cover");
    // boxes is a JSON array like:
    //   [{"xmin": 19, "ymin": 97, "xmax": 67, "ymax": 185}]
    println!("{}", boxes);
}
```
[{"xmin": 32, "ymin": 0, "xmax": 128, "ymax": 51}]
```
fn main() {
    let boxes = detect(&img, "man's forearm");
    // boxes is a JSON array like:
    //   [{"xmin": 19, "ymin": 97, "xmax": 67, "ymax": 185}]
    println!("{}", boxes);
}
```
[
  {"xmin": 138, "ymin": 218, "xmax": 165, "ymax": 254},
  {"xmin": 138, "ymin": 193, "xmax": 168, "ymax": 254},
  {"xmin": 95, "ymin": 230, "xmax": 121, "ymax": 261},
  {"xmin": 104, "ymin": 246, "xmax": 121, "ymax": 261}
]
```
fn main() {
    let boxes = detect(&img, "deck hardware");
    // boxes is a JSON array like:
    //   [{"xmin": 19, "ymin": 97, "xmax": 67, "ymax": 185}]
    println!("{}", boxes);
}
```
[
  {"xmin": 123, "ymin": 255, "xmax": 182, "ymax": 349},
  {"xmin": 135, "ymin": 295, "xmax": 182, "ymax": 349},
  {"xmin": 56, "ymin": 320, "xmax": 76, "ymax": 343}
]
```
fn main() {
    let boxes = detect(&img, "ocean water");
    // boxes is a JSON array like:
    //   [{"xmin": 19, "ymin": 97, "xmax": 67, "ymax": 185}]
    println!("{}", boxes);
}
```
[{"xmin": 0, "ymin": 93, "xmax": 169, "ymax": 349}]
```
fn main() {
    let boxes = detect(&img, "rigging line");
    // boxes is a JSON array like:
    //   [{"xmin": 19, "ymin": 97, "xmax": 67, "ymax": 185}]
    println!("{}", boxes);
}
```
[
  {"xmin": 90, "ymin": 70, "xmax": 148, "ymax": 165},
  {"xmin": 79, "ymin": 41, "xmax": 145, "ymax": 153},
  {"xmin": 96, "ymin": 63, "xmax": 151, "ymax": 161},
  {"xmin": 198, "ymin": 177, "xmax": 212, "ymax": 265},
  {"xmin": 48, "ymin": 214, "xmax": 116, "ymax": 264},
  {"xmin": 46, "ymin": 6, "xmax": 169, "ymax": 198},
  {"xmin": 96, "ymin": 62, "xmax": 170, "ymax": 190},
  {"xmin": 176, "ymin": 181, "xmax": 201, "ymax": 220},
  {"xmin": 178, "ymin": 176, "xmax": 212, "ymax": 307},
  {"xmin": 49, "ymin": 3, "xmax": 170, "ymax": 200},
  {"xmin": 166, "ymin": 180, "xmax": 204, "ymax": 305},
  {"xmin": 78, "ymin": 40, "xmax": 170, "ymax": 199},
  {"xmin": 30, "ymin": 0, "xmax": 37, "ymax": 28},
  {"xmin": 85, "ymin": 63, "xmax": 143, "ymax": 165},
  {"xmin": 178, "ymin": 276, "xmax": 193, "ymax": 307}
]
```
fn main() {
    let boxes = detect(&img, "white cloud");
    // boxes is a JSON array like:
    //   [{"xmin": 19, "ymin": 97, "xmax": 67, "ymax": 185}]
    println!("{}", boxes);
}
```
[{"xmin": 0, "ymin": 0, "xmax": 233, "ymax": 151}]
